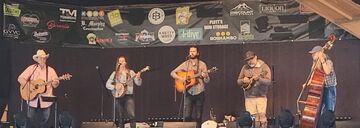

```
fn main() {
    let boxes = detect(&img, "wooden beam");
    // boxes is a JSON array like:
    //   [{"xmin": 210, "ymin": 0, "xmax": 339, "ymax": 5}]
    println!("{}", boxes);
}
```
[{"xmin": 318, "ymin": 0, "xmax": 353, "ymax": 20}]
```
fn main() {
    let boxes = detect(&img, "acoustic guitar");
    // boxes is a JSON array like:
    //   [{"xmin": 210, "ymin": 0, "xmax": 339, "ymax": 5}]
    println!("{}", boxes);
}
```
[
  {"xmin": 112, "ymin": 66, "xmax": 150, "ymax": 98},
  {"xmin": 20, "ymin": 73, "xmax": 72, "ymax": 101},
  {"xmin": 174, "ymin": 67, "xmax": 218, "ymax": 92}
]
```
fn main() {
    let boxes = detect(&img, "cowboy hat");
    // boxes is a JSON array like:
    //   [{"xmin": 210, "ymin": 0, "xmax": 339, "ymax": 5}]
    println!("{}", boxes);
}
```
[{"xmin": 32, "ymin": 49, "xmax": 49, "ymax": 62}]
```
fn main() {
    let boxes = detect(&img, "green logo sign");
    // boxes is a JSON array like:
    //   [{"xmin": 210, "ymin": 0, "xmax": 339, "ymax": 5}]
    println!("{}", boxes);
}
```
[
  {"xmin": 177, "ymin": 28, "xmax": 203, "ymax": 41},
  {"xmin": 4, "ymin": 4, "xmax": 21, "ymax": 17}
]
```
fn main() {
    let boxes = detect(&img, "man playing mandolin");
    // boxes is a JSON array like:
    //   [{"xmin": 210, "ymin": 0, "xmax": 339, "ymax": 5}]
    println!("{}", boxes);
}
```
[
  {"xmin": 170, "ymin": 46, "xmax": 210, "ymax": 128},
  {"xmin": 237, "ymin": 51, "xmax": 271, "ymax": 128},
  {"xmin": 17, "ymin": 49, "xmax": 60, "ymax": 128},
  {"xmin": 106, "ymin": 56, "xmax": 143, "ymax": 128}
]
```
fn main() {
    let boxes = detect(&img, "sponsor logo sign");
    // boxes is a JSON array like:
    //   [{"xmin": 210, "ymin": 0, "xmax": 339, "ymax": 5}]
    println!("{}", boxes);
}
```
[
  {"xmin": 47, "ymin": 20, "xmax": 70, "ymax": 29},
  {"xmin": 59, "ymin": 8, "xmax": 77, "ymax": 23},
  {"xmin": 158, "ymin": 25, "xmax": 175, "ymax": 44},
  {"xmin": 210, "ymin": 31, "xmax": 237, "ymax": 41},
  {"xmin": 148, "ymin": 8, "xmax": 165, "ymax": 25},
  {"xmin": 115, "ymin": 33, "xmax": 130, "ymax": 42},
  {"xmin": 96, "ymin": 37, "xmax": 113, "ymax": 43},
  {"xmin": 259, "ymin": 4, "xmax": 286, "ymax": 13},
  {"xmin": 239, "ymin": 20, "xmax": 254, "ymax": 40},
  {"xmin": 4, "ymin": 4, "xmax": 21, "ymax": 17},
  {"xmin": 135, "ymin": 29, "xmax": 155, "ymax": 44},
  {"xmin": 86, "ymin": 33, "xmax": 97, "ymax": 45},
  {"xmin": 107, "ymin": 9, "xmax": 123, "ymax": 27},
  {"xmin": 176, "ymin": 6, "xmax": 192, "ymax": 25},
  {"xmin": 81, "ymin": 10, "xmax": 105, "ymax": 20},
  {"xmin": 177, "ymin": 28, "xmax": 203, "ymax": 41},
  {"xmin": 32, "ymin": 29, "xmax": 51, "ymax": 43},
  {"xmin": 21, "ymin": 14, "xmax": 40, "ymax": 27},
  {"xmin": 204, "ymin": 19, "xmax": 229, "ymax": 30},
  {"xmin": 81, "ymin": 20, "xmax": 105, "ymax": 31},
  {"xmin": 3, "ymin": 24, "xmax": 21, "ymax": 39},
  {"xmin": 230, "ymin": 3, "xmax": 254, "ymax": 16}
]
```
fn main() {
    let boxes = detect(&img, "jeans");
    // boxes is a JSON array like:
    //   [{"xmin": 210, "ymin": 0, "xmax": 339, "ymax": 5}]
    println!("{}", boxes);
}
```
[
  {"xmin": 184, "ymin": 92, "xmax": 205, "ymax": 128},
  {"xmin": 321, "ymin": 86, "xmax": 336, "ymax": 112},
  {"xmin": 27, "ymin": 107, "xmax": 51, "ymax": 128},
  {"xmin": 115, "ymin": 95, "xmax": 135, "ymax": 128}
]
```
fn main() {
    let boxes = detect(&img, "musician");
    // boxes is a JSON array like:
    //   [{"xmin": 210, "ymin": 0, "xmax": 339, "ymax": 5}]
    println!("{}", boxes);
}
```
[
  {"xmin": 237, "ymin": 51, "xmax": 271, "ymax": 128},
  {"xmin": 308, "ymin": 46, "xmax": 337, "ymax": 112},
  {"xmin": 106, "ymin": 56, "xmax": 142, "ymax": 128},
  {"xmin": 170, "ymin": 46, "xmax": 210, "ymax": 128},
  {"xmin": 17, "ymin": 49, "xmax": 60, "ymax": 128}
]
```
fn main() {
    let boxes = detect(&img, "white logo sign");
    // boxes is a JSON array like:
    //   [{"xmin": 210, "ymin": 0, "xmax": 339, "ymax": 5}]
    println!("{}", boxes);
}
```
[
  {"xmin": 81, "ymin": 20, "xmax": 105, "ymax": 31},
  {"xmin": 59, "ymin": 8, "xmax": 77, "ymax": 22},
  {"xmin": 259, "ymin": 4, "xmax": 286, "ymax": 13},
  {"xmin": 3, "ymin": 24, "xmax": 20, "ymax": 39},
  {"xmin": 158, "ymin": 26, "xmax": 175, "ymax": 44},
  {"xmin": 204, "ymin": 19, "xmax": 229, "ymax": 30},
  {"xmin": 148, "ymin": 8, "xmax": 165, "ymax": 25},
  {"xmin": 21, "ymin": 14, "xmax": 40, "ymax": 27},
  {"xmin": 135, "ymin": 29, "xmax": 155, "ymax": 44},
  {"xmin": 230, "ymin": 3, "xmax": 254, "ymax": 16},
  {"xmin": 32, "ymin": 29, "xmax": 51, "ymax": 43}
]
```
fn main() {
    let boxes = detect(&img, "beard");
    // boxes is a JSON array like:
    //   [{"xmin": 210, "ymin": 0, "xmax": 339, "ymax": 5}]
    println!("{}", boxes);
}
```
[{"xmin": 189, "ymin": 55, "xmax": 198, "ymax": 59}]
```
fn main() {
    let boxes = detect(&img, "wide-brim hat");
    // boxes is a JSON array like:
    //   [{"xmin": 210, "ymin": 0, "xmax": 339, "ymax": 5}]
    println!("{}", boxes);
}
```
[{"xmin": 32, "ymin": 49, "xmax": 49, "ymax": 62}]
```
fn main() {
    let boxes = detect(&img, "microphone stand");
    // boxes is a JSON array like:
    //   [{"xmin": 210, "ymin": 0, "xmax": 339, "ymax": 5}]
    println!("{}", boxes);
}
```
[
  {"xmin": 22, "ymin": 64, "xmax": 38, "ymax": 116},
  {"xmin": 95, "ymin": 65, "xmax": 112, "ymax": 120},
  {"xmin": 271, "ymin": 65, "xmax": 275, "ymax": 124},
  {"xmin": 179, "ymin": 56, "xmax": 190, "ymax": 122}
]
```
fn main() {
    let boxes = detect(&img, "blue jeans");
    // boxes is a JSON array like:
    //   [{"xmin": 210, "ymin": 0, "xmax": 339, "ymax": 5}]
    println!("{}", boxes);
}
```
[
  {"xmin": 115, "ymin": 95, "xmax": 135, "ymax": 128},
  {"xmin": 321, "ymin": 86, "xmax": 336, "ymax": 112},
  {"xmin": 27, "ymin": 107, "xmax": 51, "ymax": 128},
  {"xmin": 184, "ymin": 92, "xmax": 205, "ymax": 128}
]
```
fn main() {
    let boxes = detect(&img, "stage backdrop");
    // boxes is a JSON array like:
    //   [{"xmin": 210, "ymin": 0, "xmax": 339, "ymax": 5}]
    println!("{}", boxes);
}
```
[
  {"xmin": 4, "ymin": 0, "xmax": 354, "ymax": 48},
  {"xmin": 6, "ymin": 39, "xmax": 360, "ymax": 125}
]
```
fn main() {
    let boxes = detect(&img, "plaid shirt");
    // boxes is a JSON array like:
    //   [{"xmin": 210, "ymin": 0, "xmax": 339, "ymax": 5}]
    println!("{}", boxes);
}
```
[{"xmin": 325, "ymin": 61, "xmax": 337, "ymax": 87}]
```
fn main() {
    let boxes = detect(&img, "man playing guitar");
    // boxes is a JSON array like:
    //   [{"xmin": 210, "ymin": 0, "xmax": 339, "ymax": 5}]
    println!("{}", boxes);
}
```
[
  {"xmin": 170, "ymin": 46, "xmax": 210, "ymax": 128},
  {"xmin": 106, "ymin": 56, "xmax": 142, "ymax": 128},
  {"xmin": 17, "ymin": 49, "xmax": 60, "ymax": 128}
]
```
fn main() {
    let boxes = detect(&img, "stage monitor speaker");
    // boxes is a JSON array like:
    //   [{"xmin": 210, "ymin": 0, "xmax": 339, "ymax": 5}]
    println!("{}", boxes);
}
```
[
  {"xmin": 81, "ymin": 122, "xmax": 116, "ymax": 128},
  {"xmin": 163, "ymin": 122, "xmax": 196, "ymax": 128}
]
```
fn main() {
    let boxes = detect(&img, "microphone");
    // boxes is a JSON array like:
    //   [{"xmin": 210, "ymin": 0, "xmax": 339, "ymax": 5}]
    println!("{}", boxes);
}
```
[{"xmin": 186, "ymin": 54, "xmax": 191, "ymax": 59}]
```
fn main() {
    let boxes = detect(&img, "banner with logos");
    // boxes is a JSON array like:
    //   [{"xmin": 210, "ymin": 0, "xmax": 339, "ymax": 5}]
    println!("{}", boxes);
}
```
[{"xmin": 3, "ymin": 0, "xmax": 348, "ymax": 48}]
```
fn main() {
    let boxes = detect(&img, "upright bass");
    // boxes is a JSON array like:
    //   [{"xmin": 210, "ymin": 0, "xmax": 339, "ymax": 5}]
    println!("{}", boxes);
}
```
[{"xmin": 296, "ymin": 34, "xmax": 336, "ymax": 128}]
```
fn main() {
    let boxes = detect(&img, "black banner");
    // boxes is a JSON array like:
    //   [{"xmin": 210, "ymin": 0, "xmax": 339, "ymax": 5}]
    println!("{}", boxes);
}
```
[{"xmin": 3, "ymin": 0, "xmax": 349, "ymax": 48}]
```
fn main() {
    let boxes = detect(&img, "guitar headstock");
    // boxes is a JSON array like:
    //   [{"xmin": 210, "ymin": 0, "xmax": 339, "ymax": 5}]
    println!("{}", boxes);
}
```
[
  {"xmin": 208, "ymin": 67, "xmax": 218, "ymax": 73},
  {"xmin": 59, "ymin": 73, "xmax": 72, "ymax": 80},
  {"xmin": 140, "ymin": 66, "xmax": 151, "ymax": 73}
]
